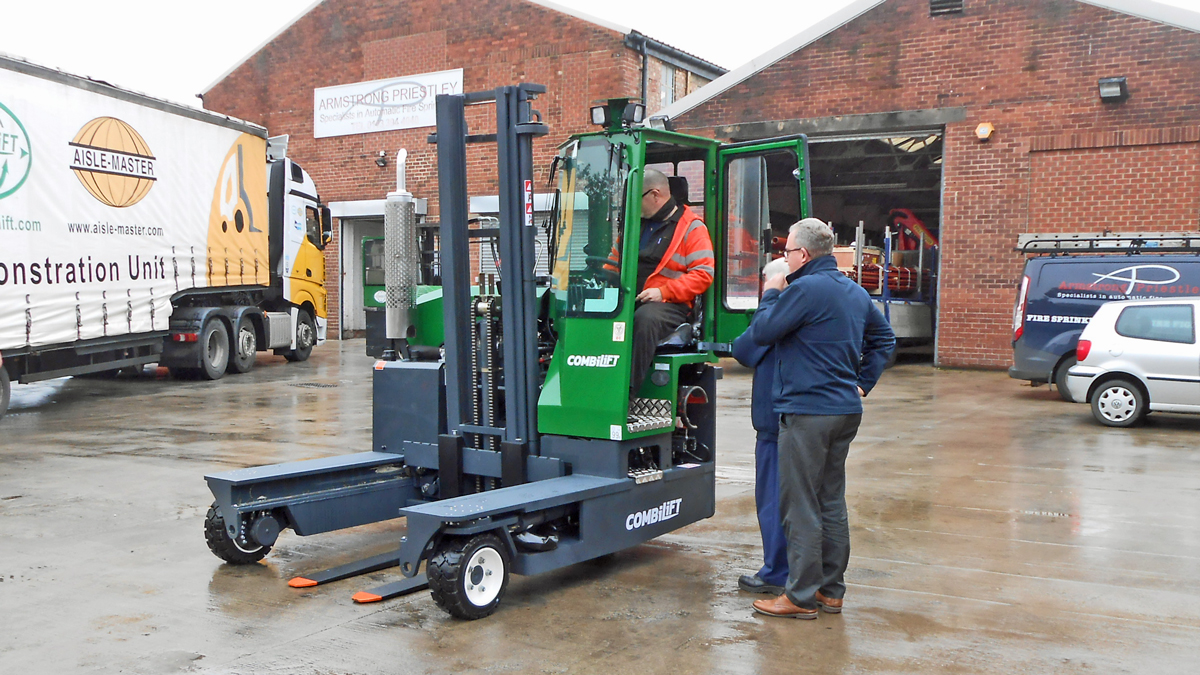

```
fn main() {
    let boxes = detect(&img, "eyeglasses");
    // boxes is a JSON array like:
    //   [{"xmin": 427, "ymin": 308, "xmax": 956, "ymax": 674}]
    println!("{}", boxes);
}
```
[
  {"xmin": 785, "ymin": 247, "xmax": 806, "ymax": 255},
  {"xmin": 642, "ymin": 189, "xmax": 655, "ymax": 198}
]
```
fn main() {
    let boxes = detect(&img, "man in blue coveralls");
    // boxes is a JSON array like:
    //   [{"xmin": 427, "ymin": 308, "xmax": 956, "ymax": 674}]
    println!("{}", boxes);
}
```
[{"xmin": 733, "ymin": 257, "xmax": 792, "ymax": 596}]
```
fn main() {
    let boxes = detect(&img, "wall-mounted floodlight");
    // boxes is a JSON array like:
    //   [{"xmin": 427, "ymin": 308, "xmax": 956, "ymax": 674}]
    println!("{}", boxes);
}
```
[
  {"xmin": 1098, "ymin": 77, "xmax": 1128, "ymax": 103},
  {"xmin": 375, "ymin": 150, "xmax": 388, "ymax": 168}
]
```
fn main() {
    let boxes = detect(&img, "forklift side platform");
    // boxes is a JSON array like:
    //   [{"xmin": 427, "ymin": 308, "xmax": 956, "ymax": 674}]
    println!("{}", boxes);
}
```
[{"xmin": 205, "ymin": 451, "xmax": 417, "ymax": 538}]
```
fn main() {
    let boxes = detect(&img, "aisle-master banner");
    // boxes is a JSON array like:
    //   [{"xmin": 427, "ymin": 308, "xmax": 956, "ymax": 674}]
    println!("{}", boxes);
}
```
[{"xmin": 0, "ymin": 65, "xmax": 268, "ymax": 351}]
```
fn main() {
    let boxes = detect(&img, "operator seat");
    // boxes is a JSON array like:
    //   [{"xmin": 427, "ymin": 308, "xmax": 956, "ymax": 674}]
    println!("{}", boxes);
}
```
[
  {"xmin": 655, "ymin": 174, "xmax": 702, "ymax": 353},
  {"xmin": 667, "ymin": 175, "xmax": 690, "ymax": 206}
]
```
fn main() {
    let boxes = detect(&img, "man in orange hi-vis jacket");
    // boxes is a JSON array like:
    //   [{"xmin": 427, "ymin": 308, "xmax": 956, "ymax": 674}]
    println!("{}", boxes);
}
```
[{"xmin": 616, "ymin": 168, "xmax": 714, "ymax": 402}]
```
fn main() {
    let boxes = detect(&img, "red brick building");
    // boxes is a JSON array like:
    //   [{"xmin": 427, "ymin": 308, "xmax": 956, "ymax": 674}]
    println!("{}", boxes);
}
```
[
  {"xmin": 202, "ymin": 0, "xmax": 721, "ymax": 337},
  {"xmin": 659, "ymin": 0, "xmax": 1200, "ymax": 368}
]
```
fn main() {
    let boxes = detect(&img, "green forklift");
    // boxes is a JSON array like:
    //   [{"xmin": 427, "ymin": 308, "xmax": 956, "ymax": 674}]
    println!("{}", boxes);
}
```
[{"xmin": 202, "ymin": 86, "xmax": 812, "ymax": 620}]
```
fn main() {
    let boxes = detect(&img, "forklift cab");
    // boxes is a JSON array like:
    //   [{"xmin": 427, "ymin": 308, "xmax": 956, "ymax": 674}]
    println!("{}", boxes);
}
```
[{"xmin": 538, "ymin": 124, "xmax": 811, "ymax": 442}]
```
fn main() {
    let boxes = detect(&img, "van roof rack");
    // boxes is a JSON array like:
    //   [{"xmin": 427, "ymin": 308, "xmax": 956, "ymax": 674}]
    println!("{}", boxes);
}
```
[{"xmin": 1017, "ymin": 232, "xmax": 1200, "ymax": 254}]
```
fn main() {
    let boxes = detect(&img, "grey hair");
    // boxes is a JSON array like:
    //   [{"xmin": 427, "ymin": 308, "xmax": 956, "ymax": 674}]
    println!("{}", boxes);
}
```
[
  {"xmin": 762, "ymin": 256, "xmax": 790, "ymax": 279},
  {"xmin": 643, "ymin": 167, "xmax": 670, "ymax": 193},
  {"xmin": 788, "ymin": 218, "xmax": 835, "ymax": 258}
]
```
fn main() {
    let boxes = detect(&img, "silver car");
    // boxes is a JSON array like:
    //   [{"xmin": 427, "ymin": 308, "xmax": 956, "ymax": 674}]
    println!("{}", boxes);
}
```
[{"xmin": 1065, "ymin": 297, "xmax": 1200, "ymax": 427}]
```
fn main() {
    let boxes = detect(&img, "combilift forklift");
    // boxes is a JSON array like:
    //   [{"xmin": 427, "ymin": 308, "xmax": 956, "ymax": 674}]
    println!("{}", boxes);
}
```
[{"xmin": 202, "ymin": 84, "xmax": 813, "ymax": 619}]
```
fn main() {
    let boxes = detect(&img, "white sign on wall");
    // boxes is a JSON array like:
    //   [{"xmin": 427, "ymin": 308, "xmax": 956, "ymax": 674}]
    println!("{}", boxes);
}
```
[{"xmin": 313, "ymin": 68, "xmax": 463, "ymax": 139}]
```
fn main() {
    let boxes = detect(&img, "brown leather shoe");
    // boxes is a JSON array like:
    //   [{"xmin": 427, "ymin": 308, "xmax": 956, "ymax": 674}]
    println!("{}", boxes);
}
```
[
  {"xmin": 815, "ymin": 591, "xmax": 843, "ymax": 614},
  {"xmin": 753, "ymin": 594, "xmax": 818, "ymax": 619}
]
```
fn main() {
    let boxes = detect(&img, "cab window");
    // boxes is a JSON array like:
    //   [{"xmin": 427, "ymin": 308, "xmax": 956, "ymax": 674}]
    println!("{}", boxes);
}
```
[{"xmin": 306, "ymin": 206, "xmax": 323, "ymax": 250}]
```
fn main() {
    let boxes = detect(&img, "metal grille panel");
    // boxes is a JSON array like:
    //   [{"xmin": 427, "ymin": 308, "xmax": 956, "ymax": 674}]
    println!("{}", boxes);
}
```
[{"xmin": 384, "ymin": 197, "xmax": 418, "ymax": 339}]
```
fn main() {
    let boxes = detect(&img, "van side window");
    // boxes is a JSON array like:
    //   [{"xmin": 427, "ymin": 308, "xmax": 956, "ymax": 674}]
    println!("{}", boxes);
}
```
[{"xmin": 1115, "ymin": 305, "xmax": 1195, "ymax": 344}]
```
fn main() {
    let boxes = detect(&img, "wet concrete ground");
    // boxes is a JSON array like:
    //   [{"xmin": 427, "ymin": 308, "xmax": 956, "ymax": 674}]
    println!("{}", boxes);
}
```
[{"xmin": 1, "ymin": 340, "xmax": 1198, "ymax": 674}]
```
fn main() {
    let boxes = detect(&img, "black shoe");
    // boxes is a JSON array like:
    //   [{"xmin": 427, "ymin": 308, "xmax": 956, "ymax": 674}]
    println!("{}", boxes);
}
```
[{"xmin": 738, "ymin": 574, "xmax": 783, "ymax": 595}]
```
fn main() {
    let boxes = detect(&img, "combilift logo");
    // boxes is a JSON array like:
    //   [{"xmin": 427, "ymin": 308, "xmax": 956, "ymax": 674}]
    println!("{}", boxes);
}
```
[{"xmin": 0, "ymin": 100, "xmax": 32, "ymax": 200}]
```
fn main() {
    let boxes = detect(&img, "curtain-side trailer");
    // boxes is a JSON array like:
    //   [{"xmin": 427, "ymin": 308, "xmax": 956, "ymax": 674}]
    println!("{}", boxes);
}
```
[{"xmin": 0, "ymin": 55, "xmax": 332, "ymax": 419}]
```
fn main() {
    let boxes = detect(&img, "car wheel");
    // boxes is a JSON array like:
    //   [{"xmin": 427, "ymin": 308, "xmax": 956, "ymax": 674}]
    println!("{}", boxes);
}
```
[
  {"xmin": 1090, "ymin": 379, "xmax": 1146, "ymax": 427},
  {"xmin": 1054, "ymin": 355, "xmax": 1077, "ymax": 403}
]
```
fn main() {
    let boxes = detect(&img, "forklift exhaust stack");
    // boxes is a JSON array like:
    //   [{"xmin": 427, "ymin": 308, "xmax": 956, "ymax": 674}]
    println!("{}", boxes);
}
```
[{"xmin": 385, "ymin": 148, "xmax": 418, "ymax": 344}]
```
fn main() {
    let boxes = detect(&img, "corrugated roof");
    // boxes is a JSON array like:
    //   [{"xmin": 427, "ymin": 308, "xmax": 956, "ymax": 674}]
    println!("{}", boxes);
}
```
[{"xmin": 655, "ymin": 0, "xmax": 1200, "ymax": 123}]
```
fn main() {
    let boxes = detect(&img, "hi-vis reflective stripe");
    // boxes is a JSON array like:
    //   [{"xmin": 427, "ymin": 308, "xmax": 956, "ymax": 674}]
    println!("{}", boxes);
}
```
[
  {"xmin": 658, "ymin": 268, "xmax": 684, "ymax": 279},
  {"xmin": 672, "ymin": 249, "xmax": 715, "ymax": 266},
  {"xmin": 566, "ymin": 354, "xmax": 621, "ymax": 367},
  {"xmin": 626, "ymin": 498, "xmax": 683, "ymax": 530}
]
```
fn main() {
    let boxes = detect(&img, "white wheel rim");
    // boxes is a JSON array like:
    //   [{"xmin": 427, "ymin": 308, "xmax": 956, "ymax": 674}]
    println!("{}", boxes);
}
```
[
  {"xmin": 238, "ymin": 328, "xmax": 255, "ymax": 358},
  {"xmin": 1098, "ymin": 386, "xmax": 1136, "ymax": 422},
  {"xmin": 463, "ymin": 547, "xmax": 503, "ymax": 607}
]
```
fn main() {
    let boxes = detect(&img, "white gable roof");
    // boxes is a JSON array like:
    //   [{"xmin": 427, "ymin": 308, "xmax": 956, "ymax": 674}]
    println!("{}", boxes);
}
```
[{"xmin": 656, "ymin": 0, "xmax": 1200, "ymax": 122}]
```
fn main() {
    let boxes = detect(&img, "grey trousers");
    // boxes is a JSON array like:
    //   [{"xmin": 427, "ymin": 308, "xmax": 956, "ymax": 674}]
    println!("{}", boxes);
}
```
[{"xmin": 777, "ymin": 412, "xmax": 862, "ymax": 609}]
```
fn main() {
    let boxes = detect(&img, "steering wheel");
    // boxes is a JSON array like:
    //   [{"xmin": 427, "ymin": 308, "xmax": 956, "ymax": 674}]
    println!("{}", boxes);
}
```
[{"xmin": 585, "ymin": 255, "xmax": 622, "ymax": 286}]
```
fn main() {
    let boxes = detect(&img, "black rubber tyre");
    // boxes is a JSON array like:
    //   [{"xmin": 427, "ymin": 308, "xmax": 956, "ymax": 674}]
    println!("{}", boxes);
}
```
[
  {"xmin": 199, "ymin": 320, "xmax": 230, "ymax": 381},
  {"xmin": 428, "ymin": 533, "xmax": 511, "ymax": 620},
  {"xmin": 204, "ymin": 504, "xmax": 270, "ymax": 564},
  {"xmin": 228, "ymin": 317, "xmax": 257, "ymax": 374},
  {"xmin": 1090, "ymin": 378, "xmax": 1147, "ymax": 428},
  {"xmin": 284, "ymin": 310, "xmax": 315, "ymax": 363},
  {"xmin": 0, "ymin": 366, "xmax": 11, "ymax": 421},
  {"xmin": 1054, "ymin": 354, "xmax": 1077, "ymax": 403}
]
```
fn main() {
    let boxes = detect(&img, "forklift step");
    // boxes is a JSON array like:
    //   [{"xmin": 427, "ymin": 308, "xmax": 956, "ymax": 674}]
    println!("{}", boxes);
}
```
[{"xmin": 627, "ymin": 398, "xmax": 674, "ymax": 434}]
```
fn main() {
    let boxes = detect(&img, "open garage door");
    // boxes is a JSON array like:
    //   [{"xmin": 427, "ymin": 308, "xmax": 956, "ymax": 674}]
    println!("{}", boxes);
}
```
[{"xmin": 807, "ymin": 130, "xmax": 943, "ymax": 357}]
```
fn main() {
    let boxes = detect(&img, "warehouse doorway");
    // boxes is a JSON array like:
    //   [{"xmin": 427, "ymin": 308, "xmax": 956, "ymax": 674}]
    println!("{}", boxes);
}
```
[
  {"xmin": 340, "ymin": 217, "xmax": 383, "ymax": 336},
  {"xmin": 806, "ymin": 130, "xmax": 943, "ymax": 358}
]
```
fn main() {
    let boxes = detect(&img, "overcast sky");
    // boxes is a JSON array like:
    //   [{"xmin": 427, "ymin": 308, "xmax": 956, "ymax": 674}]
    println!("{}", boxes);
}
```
[{"xmin": 6, "ymin": 0, "xmax": 1200, "ymax": 109}]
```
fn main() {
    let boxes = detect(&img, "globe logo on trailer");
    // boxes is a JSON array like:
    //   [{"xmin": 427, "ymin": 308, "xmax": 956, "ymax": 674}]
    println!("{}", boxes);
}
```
[
  {"xmin": 0, "ymin": 101, "xmax": 32, "ymax": 200},
  {"xmin": 69, "ymin": 117, "xmax": 157, "ymax": 207}
]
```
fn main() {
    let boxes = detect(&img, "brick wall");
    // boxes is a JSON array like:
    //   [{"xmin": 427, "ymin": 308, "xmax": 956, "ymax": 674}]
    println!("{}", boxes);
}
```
[
  {"xmin": 672, "ymin": 0, "xmax": 1200, "ymax": 368},
  {"xmin": 203, "ymin": 0, "xmax": 650, "ymax": 337}
]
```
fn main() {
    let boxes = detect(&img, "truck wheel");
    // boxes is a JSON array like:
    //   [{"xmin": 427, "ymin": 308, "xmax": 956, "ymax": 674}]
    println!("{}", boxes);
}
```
[
  {"xmin": 285, "ymin": 310, "xmax": 316, "ymax": 363},
  {"xmin": 0, "ymin": 367, "xmax": 10, "ymax": 420},
  {"xmin": 228, "ymin": 318, "xmax": 257, "ymax": 374},
  {"xmin": 1090, "ymin": 379, "xmax": 1147, "ymax": 428},
  {"xmin": 428, "ymin": 533, "xmax": 510, "ymax": 620},
  {"xmin": 1054, "ymin": 355, "xmax": 1077, "ymax": 403},
  {"xmin": 199, "ymin": 320, "xmax": 230, "ymax": 380},
  {"xmin": 204, "ymin": 504, "xmax": 270, "ymax": 564}
]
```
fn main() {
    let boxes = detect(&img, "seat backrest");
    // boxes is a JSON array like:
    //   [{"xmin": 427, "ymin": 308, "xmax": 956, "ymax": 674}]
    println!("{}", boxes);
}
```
[{"xmin": 667, "ymin": 175, "xmax": 690, "ymax": 206}]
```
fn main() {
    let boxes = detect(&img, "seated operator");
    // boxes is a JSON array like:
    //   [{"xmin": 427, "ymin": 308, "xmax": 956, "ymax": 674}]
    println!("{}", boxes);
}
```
[{"xmin": 618, "ymin": 167, "xmax": 714, "ymax": 403}]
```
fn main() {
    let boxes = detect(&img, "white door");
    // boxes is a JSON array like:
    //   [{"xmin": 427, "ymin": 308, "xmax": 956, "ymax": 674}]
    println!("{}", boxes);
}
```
[{"xmin": 1113, "ymin": 304, "xmax": 1199, "ymax": 408}]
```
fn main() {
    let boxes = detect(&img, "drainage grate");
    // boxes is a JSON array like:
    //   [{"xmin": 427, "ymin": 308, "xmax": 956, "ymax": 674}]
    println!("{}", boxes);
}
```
[{"xmin": 291, "ymin": 382, "xmax": 339, "ymax": 389}]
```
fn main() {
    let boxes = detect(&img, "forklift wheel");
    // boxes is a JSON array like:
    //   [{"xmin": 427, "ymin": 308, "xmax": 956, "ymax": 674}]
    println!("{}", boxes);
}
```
[
  {"xmin": 428, "ymin": 533, "xmax": 510, "ymax": 620},
  {"xmin": 204, "ymin": 505, "xmax": 270, "ymax": 564}
]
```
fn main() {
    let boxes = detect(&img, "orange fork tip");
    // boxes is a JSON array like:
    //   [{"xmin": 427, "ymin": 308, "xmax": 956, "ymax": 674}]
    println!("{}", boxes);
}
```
[
  {"xmin": 288, "ymin": 577, "xmax": 319, "ymax": 588},
  {"xmin": 352, "ymin": 592, "xmax": 383, "ymax": 604}
]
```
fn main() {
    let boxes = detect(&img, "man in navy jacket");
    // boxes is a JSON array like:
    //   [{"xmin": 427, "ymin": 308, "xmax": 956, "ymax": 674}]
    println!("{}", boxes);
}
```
[
  {"xmin": 749, "ymin": 219, "xmax": 894, "ymax": 620},
  {"xmin": 731, "ymin": 257, "xmax": 792, "ymax": 596}
]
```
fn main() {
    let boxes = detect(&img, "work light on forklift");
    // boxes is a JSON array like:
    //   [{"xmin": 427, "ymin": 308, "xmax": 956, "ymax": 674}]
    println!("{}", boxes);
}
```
[{"xmin": 590, "ymin": 105, "xmax": 609, "ymax": 126}]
